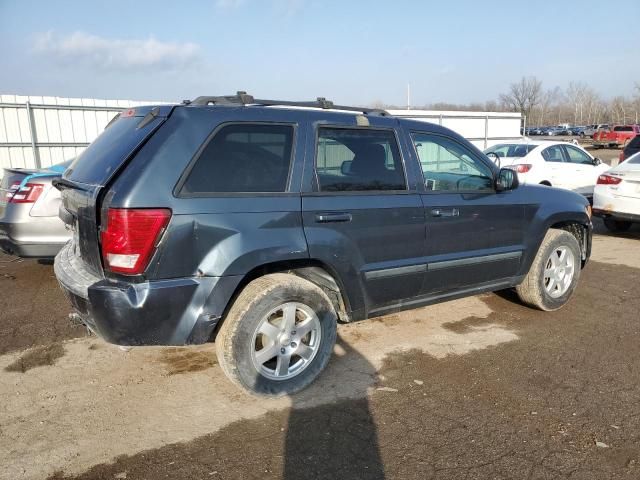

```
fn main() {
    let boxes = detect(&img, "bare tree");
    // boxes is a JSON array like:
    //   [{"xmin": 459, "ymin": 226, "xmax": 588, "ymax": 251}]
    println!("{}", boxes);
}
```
[
  {"xmin": 499, "ymin": 76, "xmax": 543, "ymax": 121},
  {"xmin": 532, "ymin": 86, "xmax": 562, "ymax": 126},
  {"xmin": 610, "ymin": 96, "xmax": 628, "ymax": 124},
  {"xmin": 566, "ymin": 82, "xmax": 593, "ymax": 125}
]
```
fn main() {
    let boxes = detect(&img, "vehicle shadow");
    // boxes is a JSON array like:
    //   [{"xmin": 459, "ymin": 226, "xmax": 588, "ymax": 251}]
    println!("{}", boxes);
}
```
[{"xmin": 282, "ymin": 335, "xmax": 385, "ymax": 480}]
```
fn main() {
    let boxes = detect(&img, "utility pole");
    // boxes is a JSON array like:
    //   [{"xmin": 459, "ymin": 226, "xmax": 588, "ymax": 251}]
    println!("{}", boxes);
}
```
[{"xmin": 407, "ymin": 84, "xmax": 410, "ymax": 110}]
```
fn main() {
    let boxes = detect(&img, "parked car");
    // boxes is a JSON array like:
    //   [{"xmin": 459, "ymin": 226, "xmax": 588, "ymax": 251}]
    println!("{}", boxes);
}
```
[
  {"xmin": 54, "ymin": 94, "xmax": 593, "ymax": 396},
  {"xmin": 545, "ymin": 127, "xmax": 564, "ymax": 136},
  {"xmin": 569, "ymin": 126, "xmax": 586, "ymax": 136},
  {"xmin": 619, "ymin": 134, "xmax": 640, "ymax": 163},
  {"xmin": 593, "ymin": 152, "xmax": 640, "ymax": 232},
  {"xmin": 0, "ymin": 161, "xmax": 71, "ymax": 258},
  {"xmin": 581, "ymin": 124, "xmax": 609, "ymax": 138},
  {"xmin": 593, "ymin": 125, "xmax": 640, "ymax": 148},
  {"xmin": 484, "ymin": 140, "xmax": 609, "ymax": 197},
  {"xmin": 556, "ymin": 127, "xmax": 573, "ymax": 136}
]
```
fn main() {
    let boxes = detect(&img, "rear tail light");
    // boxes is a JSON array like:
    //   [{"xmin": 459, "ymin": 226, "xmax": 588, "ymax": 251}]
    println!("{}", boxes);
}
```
[
  {"xmin": 512, "ymin": 164, "xmax": 532, "ymax": 173},
  {"xmin": 100, "ymin": 208, "xmax": 171, "ymax": 275},
  {"xmin": 6, "ymin": 182, "xmax": 45, "ymax": 203},
  {"xmin": 597, "ymin": 174, "xmax": 622, "ymax": 185}
]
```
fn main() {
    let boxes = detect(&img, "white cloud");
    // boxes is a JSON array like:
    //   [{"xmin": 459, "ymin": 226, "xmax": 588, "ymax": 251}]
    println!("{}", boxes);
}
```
[{"xmin": 33, "ymin": 31, "xmax": 202, "ymax": 72}]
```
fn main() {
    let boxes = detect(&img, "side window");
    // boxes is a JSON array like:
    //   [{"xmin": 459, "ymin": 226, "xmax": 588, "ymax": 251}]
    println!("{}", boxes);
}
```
[
  {"xmin": 315, "ymin": 128, "xmax": 406, "ymax": 192},
  {"xmin": 541, "ymin": 145, "xmax": 565, "ymax": 163},
  {"xmin": 181, "ymin": 123, "xmax": 294, "ymax": 194},
  {"xmin": 411, "ymin": 133, "xmax": 494, "ymax": 192},
  {"xmin": 564, "ymin": 145, "xmax": 593, "ymax": 165}
]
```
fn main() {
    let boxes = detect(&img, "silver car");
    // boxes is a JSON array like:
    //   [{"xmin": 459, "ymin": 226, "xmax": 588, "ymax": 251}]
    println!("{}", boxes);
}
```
[{"xmin": 0, "ymin": 161, "xmax": 71, "ymax": 258}]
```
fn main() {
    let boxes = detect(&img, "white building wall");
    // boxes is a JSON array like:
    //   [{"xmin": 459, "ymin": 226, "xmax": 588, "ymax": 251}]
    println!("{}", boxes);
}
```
[{"xmin": 0, "ymin": 95, "xmax": 162, "ymax": 170}]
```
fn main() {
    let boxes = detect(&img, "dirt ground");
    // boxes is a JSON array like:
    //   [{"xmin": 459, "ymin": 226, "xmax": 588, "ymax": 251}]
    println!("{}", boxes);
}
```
[{"xmin": 1, "ymin": 219, "xmax": 639, "ymax": 480}]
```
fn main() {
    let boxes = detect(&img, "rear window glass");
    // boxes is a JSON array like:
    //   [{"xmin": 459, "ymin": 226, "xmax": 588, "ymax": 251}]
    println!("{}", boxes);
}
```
[
  {"xmin": 484, "ymin": 144, "xmax": 536, "ymax": 157},
  {"xmin": 315, "ymin": 128, "xmax": 406, "ymax": 192},
  {"xmin": 65, "ymin": 115, "xmax": 163, "ymax": 185},
  {"xmin": 181, "ymin": 123, "xmax": 294, "ymax": 194},
  {"xmin": 627, "ymin": 153, "xmax": 640, "ymax": 164}
]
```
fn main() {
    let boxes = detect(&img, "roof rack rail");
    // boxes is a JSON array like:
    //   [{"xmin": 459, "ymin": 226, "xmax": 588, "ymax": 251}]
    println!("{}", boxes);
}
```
[{"xmin": 188, "ymin": 91, "xmax": 389, "ymax": 116}]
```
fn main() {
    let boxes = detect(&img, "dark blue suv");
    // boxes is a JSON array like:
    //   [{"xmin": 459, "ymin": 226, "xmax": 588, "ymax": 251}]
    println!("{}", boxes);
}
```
[{"xmin": 54, "ymin": 93, "xmax": 592, "ymax": 396}]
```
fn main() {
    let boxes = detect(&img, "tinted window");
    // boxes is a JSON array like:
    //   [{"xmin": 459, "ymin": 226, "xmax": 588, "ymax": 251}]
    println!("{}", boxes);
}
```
[
  {"xmin": 315, "ymin": 128, "xmax": 406, "ymax": 191},
  {"xmin": 541, "ymin": 145, "xmax": 565, "ymax": 162},
  {"xmin": 614, "ymin": 126, "xmax": 633, "ymax": 132},
  {"xmin": 413, "ymin": 133, "xmax": 494, "ymax": 192},
  {"xmin": 66, "ymin": 115, "xmax": 163, "ymax": 185},
  {"xmin": 627, "ymin": 135, "xmax": 640, "ymax": 148},
  {"xmin": 564, "ymin": 145, "xmax": 593, "ymax": 165},
  {"xmin": 181, "ymin": 124, "xmax": 293, "ymax": 193}
]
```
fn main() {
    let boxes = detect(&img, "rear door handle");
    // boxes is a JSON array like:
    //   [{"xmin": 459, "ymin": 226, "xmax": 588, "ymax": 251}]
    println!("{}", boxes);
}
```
[
  {"xmin": 431, "ymin": 208, "xmax": 459, "ymax": 218},
  {"xmin": 315, "ymin": 212, "xmax": 352, "ymax": 223}
]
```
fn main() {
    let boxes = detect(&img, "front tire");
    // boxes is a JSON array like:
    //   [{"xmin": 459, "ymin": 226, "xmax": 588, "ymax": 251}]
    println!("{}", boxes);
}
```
[
  {"xmin": 216, "ymin": 273, "xmax": 337, "ymax": 396},
  {"xmin": 516, "ymin": 229, "xmax": 581, "ymax": 311},
  {"xmin": 603, "ymin": 218, "xmax": 632, "ymax": 232}
]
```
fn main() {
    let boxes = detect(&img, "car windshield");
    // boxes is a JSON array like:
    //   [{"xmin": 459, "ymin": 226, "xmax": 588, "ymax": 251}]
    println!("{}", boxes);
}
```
[{"xmin": 484, "ymin": 144, "xmax": 536, "ymax": 158}]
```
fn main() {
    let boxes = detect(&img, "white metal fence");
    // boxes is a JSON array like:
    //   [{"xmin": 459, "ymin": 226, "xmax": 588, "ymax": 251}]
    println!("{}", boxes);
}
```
[
  {"xmin": 387, "ymin": 110, "xmax": 523, "ymax": 150},
  {"xmin": 0, "ymin": 96, "xmax": 524, "ymax": 171},
  {"xmin": 0, "ymin": 95, "xmax": 159, "ymax": 170}
]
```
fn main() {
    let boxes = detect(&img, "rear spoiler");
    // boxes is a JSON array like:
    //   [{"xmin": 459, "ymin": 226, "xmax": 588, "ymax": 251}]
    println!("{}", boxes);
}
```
[{"xmin": 6, "ymin": 164, "xmax": 67, "ymax": 190}]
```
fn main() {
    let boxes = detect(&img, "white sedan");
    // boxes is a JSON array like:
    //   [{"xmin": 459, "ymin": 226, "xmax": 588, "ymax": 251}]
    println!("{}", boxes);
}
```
[
  {"xmin": 484, "ymin": 141, "xmax": 609, "ymax": 196},
  {"xmin": 593, "ymin": 152, "xmax": 640, "ymax": 232}
]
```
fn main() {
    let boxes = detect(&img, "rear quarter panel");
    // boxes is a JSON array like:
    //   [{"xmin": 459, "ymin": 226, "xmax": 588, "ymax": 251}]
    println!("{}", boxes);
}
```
[{"xmin": 107, "ymin": 107, "xmax": 311, "ymax": 280}]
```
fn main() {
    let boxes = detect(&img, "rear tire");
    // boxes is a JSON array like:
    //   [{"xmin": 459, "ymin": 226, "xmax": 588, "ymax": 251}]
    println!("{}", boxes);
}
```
[
  {"xmin": 603, "ymin": 218, "xmax": 632, "ymax": 232},
  {"xmin": 516, "ymin": 229, "xmax": 581, "ymax": 311},
  {"xmin": 216, "ymin": 273, "xmax": 337, "ymax": 397}
]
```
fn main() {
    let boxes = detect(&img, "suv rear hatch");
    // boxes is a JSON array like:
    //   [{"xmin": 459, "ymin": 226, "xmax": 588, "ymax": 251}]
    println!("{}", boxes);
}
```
[{"xmin": 55, "ymin": 105, "xmax": 174, "ymax": 275}]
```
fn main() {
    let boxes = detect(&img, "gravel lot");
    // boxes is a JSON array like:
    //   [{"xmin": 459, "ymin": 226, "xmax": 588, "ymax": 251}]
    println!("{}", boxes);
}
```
[{"xmin": 1, "ymin": 215, "xmax": 639, "ymax": 479}]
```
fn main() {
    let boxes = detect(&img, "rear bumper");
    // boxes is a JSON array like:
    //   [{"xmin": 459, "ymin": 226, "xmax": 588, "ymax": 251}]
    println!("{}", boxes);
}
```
[
  {"xmin": 593, "ymin": 138, "xmax": 624, "ymax": 147},
  {"xmin": 593, "ymin": 209, "xmax": 640, "ymax": 223},
  {"xmin": 54, "ymin": 243, "xmax": 242, "ymax": 346},
  {"xmin": 0, "ymin": 215, "xmax": 70, "ymax": 258},
  {"xmin": 0, "ymin": 234, "xmax": 66, "ymax": 258}
]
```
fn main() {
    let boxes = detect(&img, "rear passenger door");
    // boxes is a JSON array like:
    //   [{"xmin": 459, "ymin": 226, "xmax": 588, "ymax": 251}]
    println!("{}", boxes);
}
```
[
  {"xmin": 410, "ymin": 132, "xmax": 525, "ymax": 294},
  {"xmin": 301, "ymin": 125, "xmax": 425, "ymax": 317}
]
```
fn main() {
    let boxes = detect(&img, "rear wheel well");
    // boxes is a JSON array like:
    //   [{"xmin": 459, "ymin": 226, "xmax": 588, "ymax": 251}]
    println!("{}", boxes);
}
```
[{"xmin": 212, "ymin": 260, "xmax": 350, "ymax": 340}]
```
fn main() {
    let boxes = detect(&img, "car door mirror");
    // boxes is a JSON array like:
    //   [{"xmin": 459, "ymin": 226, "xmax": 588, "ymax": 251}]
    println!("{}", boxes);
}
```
[
  {"xmin": 341, "ymin": 160, "xmax": 352, "ymax": 175},
  {"xmin": 592, "ymin": 157, "xmax": 602, "ymax": 166},
  {"xmin": 496, "ymin": 168, "xmax": 519, "ymax": 192}
]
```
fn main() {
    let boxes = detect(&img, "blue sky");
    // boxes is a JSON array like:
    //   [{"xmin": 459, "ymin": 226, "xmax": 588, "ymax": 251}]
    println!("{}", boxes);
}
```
[{"xmin": 1, "ymin": 0, "xmax": 638, "ymax": 105}]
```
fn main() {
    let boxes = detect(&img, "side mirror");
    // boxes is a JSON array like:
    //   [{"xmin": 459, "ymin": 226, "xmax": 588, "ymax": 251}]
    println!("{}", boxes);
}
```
[
  {"xmin": 592, "ymin": 157, "xmax": 602, "ymax": 166},
  {"xmin": 341, "ymin": 160, "xmax": 353, "ymax": 175},
  {"xmin": 486, "ymin": 152, "xmax": 501, "ymax": 168},
  {"xmin": 496, "ymin": 167, "xmax": 519, "ymax": 192}
]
